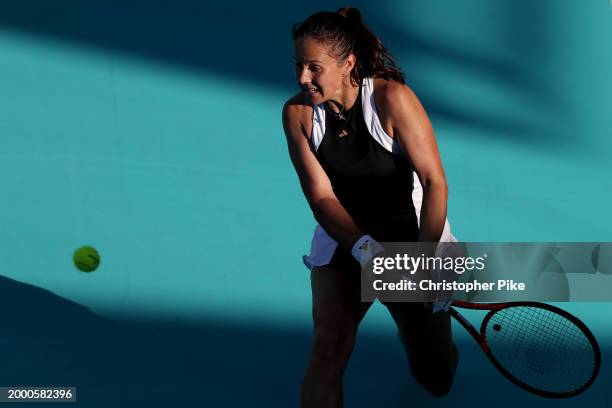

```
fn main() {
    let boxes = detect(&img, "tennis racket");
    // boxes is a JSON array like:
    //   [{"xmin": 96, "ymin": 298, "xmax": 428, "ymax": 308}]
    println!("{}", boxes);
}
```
[{"xmin": 448, "ymin": 300, "xmax": 601, "ymax": 398}]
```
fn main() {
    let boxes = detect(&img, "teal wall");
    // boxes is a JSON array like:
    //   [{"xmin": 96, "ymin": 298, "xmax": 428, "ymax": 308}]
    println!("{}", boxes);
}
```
[{"xmin": 1, "ymin": 1, "xmax": 610, "ymax": 406}]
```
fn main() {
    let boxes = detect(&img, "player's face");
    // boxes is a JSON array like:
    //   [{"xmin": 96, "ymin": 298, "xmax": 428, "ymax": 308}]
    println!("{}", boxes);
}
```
[{"xmin": 293, "ymin": 36, "xmax": 348, "ymax": 104}]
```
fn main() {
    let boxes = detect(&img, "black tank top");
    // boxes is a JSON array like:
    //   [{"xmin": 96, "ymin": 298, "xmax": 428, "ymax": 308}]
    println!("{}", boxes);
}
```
[{"xmin": 315, "ymin": 90, "xmax": 419, "ymax": 242}]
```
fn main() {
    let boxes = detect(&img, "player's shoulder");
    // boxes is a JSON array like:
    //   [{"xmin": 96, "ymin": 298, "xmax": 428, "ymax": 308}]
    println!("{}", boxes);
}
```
[
  {"xmin": 282, "ymin": 92, "xmax": 314, "ymax": 123},
  {"xmin": 372, "ymin": 77, "xmax": 419, "ymax": 120},
  {"xmin": 373, "ymin": 78, "xmax": 415, "ymax": 108},
  {"xmin": 282, "ymin": 92, "xmax": 315, "ymax": 139}
]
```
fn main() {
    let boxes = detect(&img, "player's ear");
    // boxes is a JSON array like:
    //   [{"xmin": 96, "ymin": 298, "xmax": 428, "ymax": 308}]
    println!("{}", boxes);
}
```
[{"xmin": 343, "ymin": 53, "xmax": 356, "ymax": 74}]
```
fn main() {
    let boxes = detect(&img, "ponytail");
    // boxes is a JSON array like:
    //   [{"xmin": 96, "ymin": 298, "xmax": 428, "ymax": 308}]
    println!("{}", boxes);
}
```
[{"xmin": 292, "ymin": 7, "xmax": 405, "ymax": 85}]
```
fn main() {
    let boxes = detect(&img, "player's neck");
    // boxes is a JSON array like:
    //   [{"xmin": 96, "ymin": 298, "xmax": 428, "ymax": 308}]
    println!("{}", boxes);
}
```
[{"xmin": 327, "ymin": 85, "xmax": 359, "ymax": 113}]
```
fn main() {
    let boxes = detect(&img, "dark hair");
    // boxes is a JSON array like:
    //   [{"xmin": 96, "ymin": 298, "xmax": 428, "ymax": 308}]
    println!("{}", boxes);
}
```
[{"xmin": 292, "ymin": 7, "xmax": 405, "ymax": 85}]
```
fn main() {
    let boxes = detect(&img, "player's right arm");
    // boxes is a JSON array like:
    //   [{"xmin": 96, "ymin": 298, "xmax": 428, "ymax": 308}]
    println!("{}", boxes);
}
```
[{"xmin": 282, "ymin": 95, "xmax": 363, "ymax": 252}]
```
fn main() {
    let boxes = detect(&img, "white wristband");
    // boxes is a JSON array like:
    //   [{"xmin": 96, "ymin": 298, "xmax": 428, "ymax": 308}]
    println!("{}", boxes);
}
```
[{"xmin": 351, "ymin": 235, "xmax": 383, "ymax": 266}]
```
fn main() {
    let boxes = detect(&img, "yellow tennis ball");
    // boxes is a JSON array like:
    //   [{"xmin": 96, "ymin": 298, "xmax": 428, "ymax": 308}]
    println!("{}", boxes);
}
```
[{"xmin": 73, "ymin": 246, "xmax": 100, "ymax": 272}]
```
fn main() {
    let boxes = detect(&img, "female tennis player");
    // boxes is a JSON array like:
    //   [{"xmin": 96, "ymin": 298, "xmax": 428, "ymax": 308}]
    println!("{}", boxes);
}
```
[{"xmin": 282, "ymin": 8, "xmax": 459, "ymax": 407}]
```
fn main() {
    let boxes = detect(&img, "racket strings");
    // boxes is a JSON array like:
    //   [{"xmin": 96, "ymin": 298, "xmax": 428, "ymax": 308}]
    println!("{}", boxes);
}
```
[
  {"xmin": 485, "ymin": 306, "xmax": 596, "ymax": 394},
  {"xmin": 501, "ymin": 308, "xmax": 591, "ymax": 390},
  {"xmin": 493, "ymin": 311, "xmax": 579, "ymax": 390},
  {"xmin": 492, "ymin": 308, "xmax": 593, "ymax": 392}
]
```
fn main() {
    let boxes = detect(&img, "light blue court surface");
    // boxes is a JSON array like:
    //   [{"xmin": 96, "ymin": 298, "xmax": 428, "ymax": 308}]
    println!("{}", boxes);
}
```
[{"xmin": 1, "ymin": 1, "xmax": 611, "ymax": 407}]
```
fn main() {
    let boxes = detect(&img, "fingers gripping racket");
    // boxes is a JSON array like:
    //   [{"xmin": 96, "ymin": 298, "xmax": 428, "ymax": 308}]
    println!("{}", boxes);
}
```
[{"xmin": 448, "ymin": 301, "xmax": 601, "ymax": 398}]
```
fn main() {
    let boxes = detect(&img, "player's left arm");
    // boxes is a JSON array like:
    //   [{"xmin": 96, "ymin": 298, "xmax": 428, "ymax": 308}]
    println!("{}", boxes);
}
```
[{"xmin": 378, "ymin": 82, "xmax": 448, "ymax": 242}]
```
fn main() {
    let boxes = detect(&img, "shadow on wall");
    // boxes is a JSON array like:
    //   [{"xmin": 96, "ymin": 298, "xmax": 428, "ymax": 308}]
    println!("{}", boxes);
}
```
[
  {"xmin": 0, "ymin": 0, "xmax": 573, "ymax": 146},
  {"xmin": 1, "ymin": 275, "xmax": 608, "ymax": 407}
]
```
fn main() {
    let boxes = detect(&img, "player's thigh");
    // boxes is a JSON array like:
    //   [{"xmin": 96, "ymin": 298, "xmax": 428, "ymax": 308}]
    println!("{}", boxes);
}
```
[
  {"xmin": 384, "ymin": 302, "xmax": 455, "ymax": 365},
  {"xmin": 310, "ymin": 265, "xmax": 372, "ymax": 331}
]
